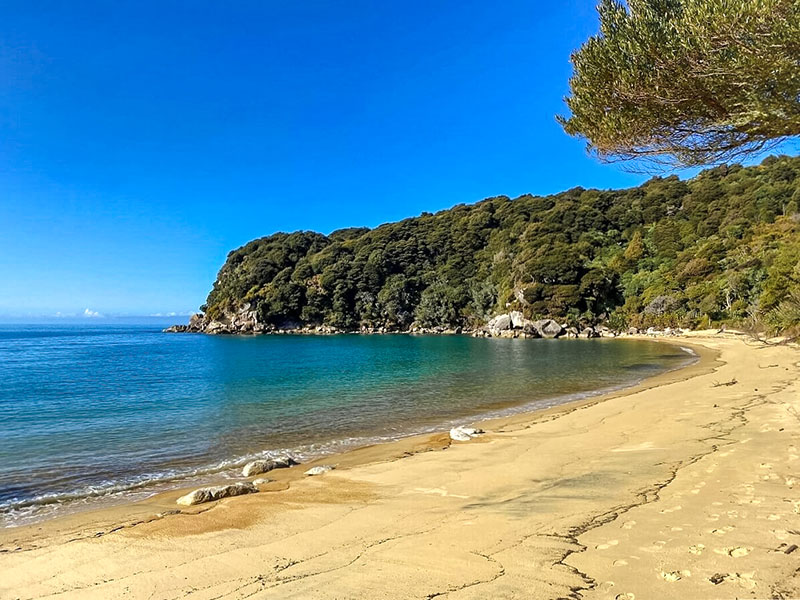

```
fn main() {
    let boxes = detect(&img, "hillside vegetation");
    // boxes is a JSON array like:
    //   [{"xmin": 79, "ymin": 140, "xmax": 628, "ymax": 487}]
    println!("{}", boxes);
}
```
[{"xmin": 203, "ymin": 155, "xmax": 800, "ymax": 334}]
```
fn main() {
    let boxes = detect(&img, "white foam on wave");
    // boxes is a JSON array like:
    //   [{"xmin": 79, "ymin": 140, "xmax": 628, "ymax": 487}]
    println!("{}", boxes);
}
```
[{"xmin": 1, "ymin": 351, "xmax": 699, "ymax": 528}]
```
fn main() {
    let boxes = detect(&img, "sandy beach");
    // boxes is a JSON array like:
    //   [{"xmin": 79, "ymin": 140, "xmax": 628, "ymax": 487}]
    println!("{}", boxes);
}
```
[{"xmin": 1, "ymin": 333, "xmax": 799, "ymax": 599}]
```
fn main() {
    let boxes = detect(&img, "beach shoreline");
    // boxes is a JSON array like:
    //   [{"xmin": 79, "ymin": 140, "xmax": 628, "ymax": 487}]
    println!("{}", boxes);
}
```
[
  {"xmin": 2, "ymin": 332, "xmax": 798, "ymax": 599},
  {"xmin": 0, "ymin": 335, "xmax": 706, "ymax": 542},
  {"xmin": 0, "ymin": 334, "xmax": 695, "ymax": 533}
]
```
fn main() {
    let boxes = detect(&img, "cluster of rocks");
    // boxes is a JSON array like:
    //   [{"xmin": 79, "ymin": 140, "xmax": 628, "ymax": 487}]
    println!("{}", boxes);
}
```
[
  {"xmin": 174, "ymin": 454, "xmax": 341, "ymax": 506},
  {"xmin": 174, "ymin": 454, "xmax": 300, "ymax": 506},
  {"xmin": 164, "ymin": 307, "xmax": 274, "ymax": 334},
  {"xmin": 475, "ymin": 312, "xmax": 561, "ymax": 339},
  {"xmin": 164, "ymin": 305, "xmax": 688, "ymax": 340},
  {"xmin": 642, "ymin": 326, "xmax": 685, "ymax": 337},
  {"xmin": 473, "ymin": 311, "xmax": 621, "ymax": 339},
  {"xmin": 164, "ymin": 309, "xmax": 472, "ymax": 336}
]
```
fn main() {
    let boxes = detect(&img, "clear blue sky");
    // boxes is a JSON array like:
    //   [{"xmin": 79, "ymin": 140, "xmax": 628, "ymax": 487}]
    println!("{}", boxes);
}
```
[{"xmin": 0, "ymin": 1, "xmax": 791, "ymax": 318}]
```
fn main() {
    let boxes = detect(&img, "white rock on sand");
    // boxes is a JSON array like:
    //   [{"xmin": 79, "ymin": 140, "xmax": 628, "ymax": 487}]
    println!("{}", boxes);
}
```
[
  {"xmin": 305, "ymin": 465, "xmax": 336, "ymax": 476},
  {"xmin": 241, "ymin": 455, "xmax": 298, "ymax": 477},
  {"xmin": 449, "ymin": 426, "xmax": 485, "ymax": 442},
  {"xmin": 176, "ymin": 482, "xmax": 258, "ymax": 506}
]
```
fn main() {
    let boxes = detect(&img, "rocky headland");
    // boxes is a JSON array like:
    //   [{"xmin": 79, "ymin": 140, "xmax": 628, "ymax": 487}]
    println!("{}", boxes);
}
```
[{"xmin": 165, "ymin": 306, "xmax": 685, "ymax": 339}]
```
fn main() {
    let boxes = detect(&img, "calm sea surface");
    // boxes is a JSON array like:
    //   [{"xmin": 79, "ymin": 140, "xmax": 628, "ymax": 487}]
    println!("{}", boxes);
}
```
[{"xmin": 0, "ymin": 323, "xmax": 694, "ymax": 526}]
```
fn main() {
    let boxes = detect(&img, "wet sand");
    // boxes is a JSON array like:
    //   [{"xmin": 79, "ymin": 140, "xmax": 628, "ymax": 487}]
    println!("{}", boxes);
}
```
[{"xmin": 1, "ymin": 332, "xmax": 798, "ymax": 599}]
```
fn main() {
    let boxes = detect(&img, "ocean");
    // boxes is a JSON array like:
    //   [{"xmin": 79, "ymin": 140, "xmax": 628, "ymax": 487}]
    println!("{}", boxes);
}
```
[{"xmin": 0, "ymin": 323, "xmax": 694, "ymax": 527}]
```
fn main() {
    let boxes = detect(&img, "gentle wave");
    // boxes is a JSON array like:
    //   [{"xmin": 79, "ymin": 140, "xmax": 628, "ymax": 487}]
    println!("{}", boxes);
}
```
[{"xmin": 1, "ymin": 351, "xmax": 696, "ymax": 528}]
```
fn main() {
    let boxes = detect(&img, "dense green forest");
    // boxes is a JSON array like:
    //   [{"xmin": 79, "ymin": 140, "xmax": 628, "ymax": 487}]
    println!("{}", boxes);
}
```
[{"xmin": 202, "ymin": 155, "xmax": 800, "ymax": 334}]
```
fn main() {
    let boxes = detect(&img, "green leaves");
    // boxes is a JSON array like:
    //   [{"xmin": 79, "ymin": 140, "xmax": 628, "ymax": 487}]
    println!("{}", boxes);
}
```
[
  {"xmin": 203, "ymin": 156, "xmax": 800, "ymax": 333},
  {"xmin": 560, "ymin": 0, "xmax": 800, "ymax": 167}
]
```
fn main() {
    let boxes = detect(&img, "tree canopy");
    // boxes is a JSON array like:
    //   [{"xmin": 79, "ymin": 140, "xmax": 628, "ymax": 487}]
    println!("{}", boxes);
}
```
[
  {"xmin": 204, "ymin": 156, "xmax": 800, "ymax": 334},
  {"xmin": 558, "ymin": 0, "xmax": 800, "ymax": 167}
]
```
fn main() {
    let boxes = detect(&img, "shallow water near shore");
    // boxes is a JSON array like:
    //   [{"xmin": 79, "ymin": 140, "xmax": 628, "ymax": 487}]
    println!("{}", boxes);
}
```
[{"xmin": 0, "ymin": 324, "xmax": 693, "ymax": 527}]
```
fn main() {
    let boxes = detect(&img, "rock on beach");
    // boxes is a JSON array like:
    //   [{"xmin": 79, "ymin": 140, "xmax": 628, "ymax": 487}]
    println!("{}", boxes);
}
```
[
  {"xmin": 176, "ymin": 482, "xmax": 258, "ymax": 506},
  {"xmin": 450, "ymin": 426, "xmax": 485, "ymax": 441},
  {"xmin": 305, "ymin": 465, "xmax": 336, "ymax": 476},
  {"xmin": 241, "ymin": 455, "xmax": 298, "ymax": 477}
]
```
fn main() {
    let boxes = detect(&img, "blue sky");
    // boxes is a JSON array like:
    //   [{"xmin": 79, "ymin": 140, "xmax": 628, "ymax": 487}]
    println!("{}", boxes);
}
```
[{"xmin": 0, "ymin": 1, "xmax": 793, "ymax": 318}]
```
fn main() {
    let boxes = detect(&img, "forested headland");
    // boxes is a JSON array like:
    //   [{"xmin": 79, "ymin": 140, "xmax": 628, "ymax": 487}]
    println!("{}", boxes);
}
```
[{"xmin": 191, "ymin": 155, "xmax": 800, "ymax": 335}]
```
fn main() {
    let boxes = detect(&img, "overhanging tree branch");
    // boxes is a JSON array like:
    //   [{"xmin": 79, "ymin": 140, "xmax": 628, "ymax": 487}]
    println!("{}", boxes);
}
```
[{"xmin": 559, "ymin": 0, "xmax": 800, "ymax": 169}]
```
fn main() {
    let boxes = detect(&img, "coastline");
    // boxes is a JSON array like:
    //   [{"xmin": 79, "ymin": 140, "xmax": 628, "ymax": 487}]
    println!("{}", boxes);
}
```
[
  {"xmin": 0, "ymin": 335, "xmax": 692, "ymax": 531},
  {"xmin": 0, "ymin": 336, "xmax": 712, "ymax": 545},
  {"xmin": 2, "ymin": 332, "xmax": 799, "ymax": 599}
]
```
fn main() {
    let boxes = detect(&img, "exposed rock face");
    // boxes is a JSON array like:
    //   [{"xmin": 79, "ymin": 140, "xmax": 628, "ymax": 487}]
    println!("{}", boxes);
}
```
[
  {"xmin": 176, "ymin": 482, "xmax": 258, "ymax": 506},
  {"xmin": 482, "ymin": 313, "xmax": 571, "ymax": 338},
  {"xmin": 165, "ymin": 304, "xmax": 264, "ymax": 335},
  {"xmin": 241, "ymin": 455, "xmax": 298, "ymax": 477},
  {"xmin": 522, "ymin": 321, "xmax": 541, "ymax": 336},
  {"xmin": 509, "ymin": 311, "xmax": 526, "ymax": 329},
  {"xmin": 487, "ymin": 314, "xmax": 512, "ymax": 332},
  {"xmin": 581, "ymin": 327, "xmax": 600, "ymax": 338},
  {"xmin": 533, "ymin": 319, "xmax": 565, "ymax": 338},
  {"xmin": 166, "ymin": 307, "xmax": 598, "ymax": 340},
  {"xmin": 305, "ymin": 465, "xmax": 335, "ymax": 476}
]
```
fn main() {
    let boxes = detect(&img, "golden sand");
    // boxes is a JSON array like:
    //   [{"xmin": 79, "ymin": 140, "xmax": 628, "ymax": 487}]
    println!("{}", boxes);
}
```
[{"xmin": 1, "ymin": 333, "xmax": 798, "ymax": 599}]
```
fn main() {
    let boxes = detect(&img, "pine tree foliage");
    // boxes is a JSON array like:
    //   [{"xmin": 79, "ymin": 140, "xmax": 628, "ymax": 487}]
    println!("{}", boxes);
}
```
[{"xmin": 559, "ymin": 0, "xmax": 800, "ymax": 167}]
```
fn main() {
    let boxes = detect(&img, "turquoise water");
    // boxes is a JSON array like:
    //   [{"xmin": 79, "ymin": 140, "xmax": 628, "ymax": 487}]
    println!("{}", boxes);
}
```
[{"xmin": 0, "ymin": 324, "xmax": 693, "ymax": 526}]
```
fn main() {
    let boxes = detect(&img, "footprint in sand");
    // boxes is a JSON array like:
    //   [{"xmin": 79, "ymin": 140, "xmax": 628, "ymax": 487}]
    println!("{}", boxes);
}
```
[
  {"xmin": 621, "ymin": 520, "xmax": 636, "ymax": 529},
  {"xmin": 725, "ymin": 571, "xmax": 757, "ymax": 589},
  {"xmin": 596, "ymin": 539, "xmax": 619, "ymax": 550},
  {"xmin": 785, "ymin": 477, "xmax": 796, "ymax": 487},
  {"xmin": 759, "ymin": 463, "xmax": 773, "ymax": 469},
  {"xmin": 660, "ymin": 505, "xmax": 682, "ymax": 514},
  {"xmin": 715, "ymin": 546, "xmax": 751, "ymax": 557},
  {"xmin": 615, "ymin": 594, "xmax": 635, "ymax": 600},
  {"xmin": 661, "ymin": 571, "xmax": 681, "ymax": 582},
  {"xmin": 613, "ymin": 559, "xmax": 628, "ymax": 567},
  {"xmin": 599, "ymin": 581, "xmax": 615, "ymax": 592},
  {"xmin": 689, "ymin": 543, "xmax": 705, "ymax": 555},
  {"xmin": 710, "ymin": 525, "xmax": 735, "ymax": 535},
  {"xmin": 771, "ymin": 529, "xmax": 789, "ymax": 540}
]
